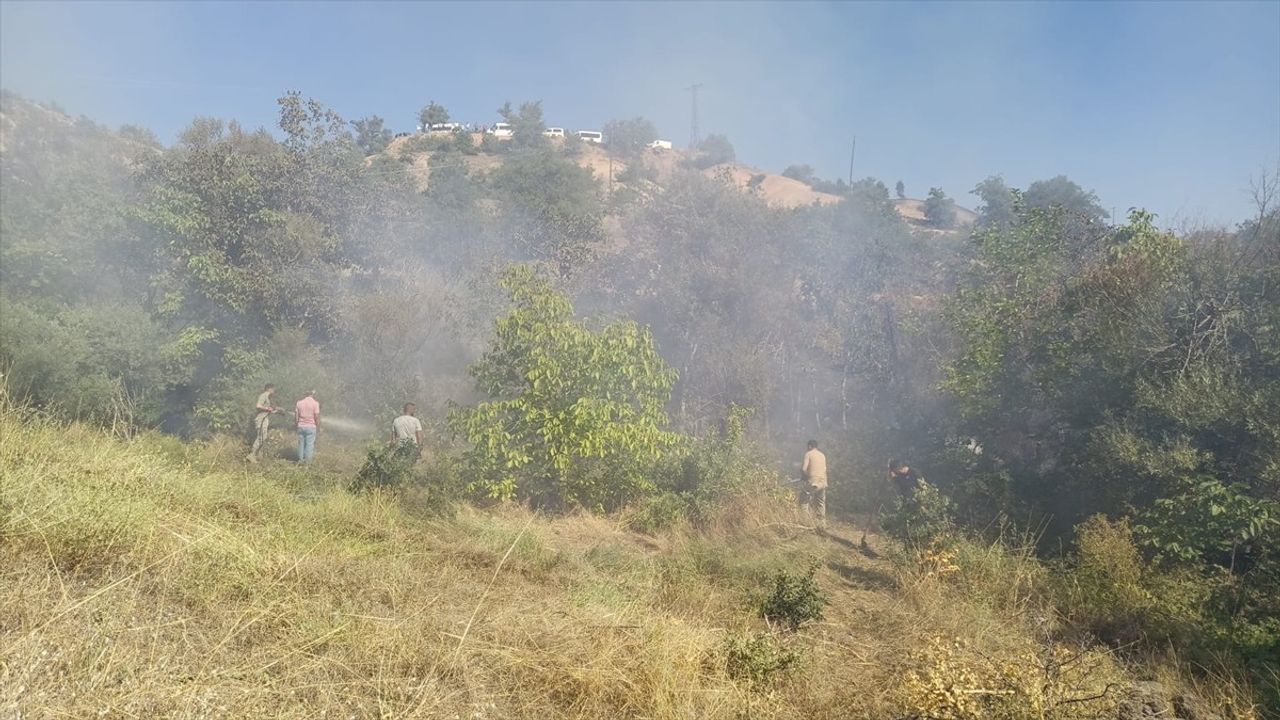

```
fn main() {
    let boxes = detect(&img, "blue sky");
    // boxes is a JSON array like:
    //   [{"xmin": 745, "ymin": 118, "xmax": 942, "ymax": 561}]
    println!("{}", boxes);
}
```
[{"xmin": 2, "ymin": 0, "xmax": 1277, "ymax": 225}]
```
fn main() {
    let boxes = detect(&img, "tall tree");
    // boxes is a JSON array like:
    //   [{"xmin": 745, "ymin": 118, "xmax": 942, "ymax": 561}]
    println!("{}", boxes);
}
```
[
  {"xmin": 351, "ymin": 115, "xmax": 393, "ymax": 155},
  {"xmin": 418, "ymin": 102, "xmax": 450, "ymax": 129},
  {"xmin": 923, "ymin": 187, "xmax": 956, "ymax": 228},
  {"xmin": 603, "ymin": 117, "xmax": 658, "ymax": 156}
]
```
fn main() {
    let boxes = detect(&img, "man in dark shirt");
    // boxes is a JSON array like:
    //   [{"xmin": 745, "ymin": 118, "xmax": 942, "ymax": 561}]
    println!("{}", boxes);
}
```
[{"xmin": 888, "ymin": 459, "xmax": 917, "ymax": 498}]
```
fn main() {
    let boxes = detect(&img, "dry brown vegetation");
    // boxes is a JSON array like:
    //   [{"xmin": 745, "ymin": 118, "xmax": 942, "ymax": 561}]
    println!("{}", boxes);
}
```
[{"xmin": 0, "ymin": 405, "xmax": 1255, "ymax": 719}]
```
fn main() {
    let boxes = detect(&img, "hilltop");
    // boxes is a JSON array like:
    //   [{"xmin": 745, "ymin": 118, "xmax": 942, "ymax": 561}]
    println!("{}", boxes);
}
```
[{"xmin": 380, "ymin": 130, "xmax": 973, "ymax": 222}]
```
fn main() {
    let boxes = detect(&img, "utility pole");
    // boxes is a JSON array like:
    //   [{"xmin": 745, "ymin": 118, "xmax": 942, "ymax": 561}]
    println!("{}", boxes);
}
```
[
  {"xmin": 685, "ymin": 83, "xmax": 703, "ymax": 151},
  {"xmin": 847, "ymin": 135, "xmax": 857, "ymax": 185}
]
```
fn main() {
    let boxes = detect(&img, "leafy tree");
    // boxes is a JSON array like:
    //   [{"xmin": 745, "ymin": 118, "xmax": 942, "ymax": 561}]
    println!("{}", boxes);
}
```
[
  {"xmin": 923, "ymin": 187, "xmax": 956, "ymax": 228},
  {"xmin": 497, "ymin": 99, "xmax": 548, "ymax": 149},
  {"xmin": 895, "ymin": 179, "xmax": 905, "ymax": 199},
  {"xmin": 694, "ymin": 134, "xmax": 735, "ymax": 168},
  {"xmin": 971, "ymin": 175, "xmax": 1017, "ymax": 227},
  {"xmin": 449, "ymin": 266, "xmax": 679, "ymax": 509},
  {"xmin": 418, "ymin": 101, "xmax": 450, "ymax": 129},
  {"xmin": 492, "ymin": 146, "xmax": 604, "ymax": 274},
  {"xmin": 782, "ymin": 164, "xmax": 815, "ymax": 184},
  {"xmin": 1024, "ymin": 175, "xmax": 1106, "ymax": 222},
  {"xmin": 602, "ymin": 117, "xmax": 658, "ymax": 156},
  {"xmin": 351, "ymin": 115, "xmax": 393, "ymax": 155},
  {"xmin": 132, "ymin": 95, "xmax": 371, "ymax": 432}
]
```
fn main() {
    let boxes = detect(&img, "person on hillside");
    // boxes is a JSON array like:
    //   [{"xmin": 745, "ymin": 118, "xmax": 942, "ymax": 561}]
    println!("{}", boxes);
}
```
[
  {"xmin": 295, "ymin": 390, "xmax": 321, "ymax": 464},
  {"xmin": 390, "ymin": 402, "xmax": 424, "ymax": 451},
  {"xmin": 245, "ymin": 383, "xmax": 278, "ymax": 463},
  {"xmin": 888, "ymin": 459, "xmax": 917, "ymax": 498},
  {"xmin": 799, "ymin": 439, "xmax": 828, "ymax": 529}
]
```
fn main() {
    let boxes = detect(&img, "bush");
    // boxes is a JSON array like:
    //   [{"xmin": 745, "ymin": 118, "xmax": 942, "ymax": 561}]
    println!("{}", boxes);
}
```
[
  {"xmin": 626, "ymin": 491, "xmax": 688, "ymax": 534},
  {"xmin": 896, "ymin": 637, "xmax": 1124, "ymax": 720},
  {"xmin": 881, "ymin": 479, "xmax": 955, "ymax": 546},
  {"xmin": 349, "ymin": 441, "xmax": 419, "ymax": 494},
  {"xmin": 723, "ymin": 631, "xmax": 800, "ymax": 686},
  {"xmin": 628, "ymin": 405, "xmax": 780, "ymax": 530},
  {"xmin": 760, "ymin": 561, "xmax": 826, "ymax": 630}
]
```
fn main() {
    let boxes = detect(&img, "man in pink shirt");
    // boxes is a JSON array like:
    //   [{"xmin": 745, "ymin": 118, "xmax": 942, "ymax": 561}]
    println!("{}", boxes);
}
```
[{"xmin": 295, "ymin": 390, "xmax": 321, "ymax": 464}]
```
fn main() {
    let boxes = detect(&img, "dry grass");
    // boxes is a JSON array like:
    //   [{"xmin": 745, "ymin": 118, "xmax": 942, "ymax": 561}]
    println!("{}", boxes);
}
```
[{"xmin": 0, "ymin": 405, "xmax": 1256, "ymax": 719}]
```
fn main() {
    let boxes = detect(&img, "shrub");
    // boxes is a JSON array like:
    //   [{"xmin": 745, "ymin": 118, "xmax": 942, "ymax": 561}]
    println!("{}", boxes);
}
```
[
  {"xmin": 896, "ymin": 637, "xmax": 1123, "ymax": 720},
  {"xmin": 1055, "ymin": 515, "xmax": 1155, "ymax": 644},
  {"xmin": 349, "ymin": 441, "xmax": 419, "ymax": 494},
  {"xmin": 626, "ymin": 491, "xmax": 687, "ymax": 534},
  {"xmin": 881, "ymin": 479, "xmax": 955, "ymax": 546},
  {"xmin": 630, "ymin": 405, "xmax": 780, "ymax": 530},
  {"xmin": 723, "ymin": 631, "xmax": 800, "ymax": 686},
  {"xmin": 760, "ymin": 561, "xmax": 826, "ymax": 630}
]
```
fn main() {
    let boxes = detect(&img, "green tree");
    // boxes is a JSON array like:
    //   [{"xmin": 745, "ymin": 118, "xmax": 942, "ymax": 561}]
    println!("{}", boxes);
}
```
[
  {"xmin": 782, "ymin": 164, "xmax": 815, "ymax": 184},
  {"xmin": 498, "ymin": 100, "xmax": 548, "ymax": 149},
  {"xmin": 351, "ymin": 115, "xmax": 393, "ymax": 155},
  {"xmin": 492, "ymin": 146, "xmax": 604, "ymax": 274},
  {"xmin": 694, "ymin": 134, "xmax": 735, "ymax": 168},
  {"xmin": 418, "ymin": 101, "xmax": 450, "ymax": 129},
  {"xmin": 895, "ymin": 179, "xmax": 905, "ymax": 199},
  {"xmin": 603, "ymin": 117, "xmax": 658, "ymax": 156},
  {"xmin": 923, "ymin": 187, "xmax": 956, "ymax": 228},
  {"xmin": 1024, "ymin": 175, "xmax": 1106, "ymax": 222},
  {"xmin": 449, "ymin": 265, "xmax": 679, "ymax": 509},
  {"xmin": 971, "ymin": 175, "xmax": 1017, "ymax": 227}
]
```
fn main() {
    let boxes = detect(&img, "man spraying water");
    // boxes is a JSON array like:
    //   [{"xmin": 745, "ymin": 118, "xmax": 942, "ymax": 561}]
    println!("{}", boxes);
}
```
[
  {"xmin": 245, "ymin": 383, "xmax": 282, "ymax": 464},
  {"xmin": 295, "ymin": 390, "xmax": 321, "ymax": 464}
]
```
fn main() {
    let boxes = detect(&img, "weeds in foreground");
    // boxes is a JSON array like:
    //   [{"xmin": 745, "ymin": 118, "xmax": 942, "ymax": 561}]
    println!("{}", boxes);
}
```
[{"xmin": 760, "ymin": 560, "xmax": 826, "ymax": 631}]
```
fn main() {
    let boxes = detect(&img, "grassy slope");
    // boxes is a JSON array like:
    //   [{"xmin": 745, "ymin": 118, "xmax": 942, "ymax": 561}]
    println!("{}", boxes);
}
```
[{"xmin": 0, "ymin": 408, "xmax": 1242, "ymax": 719}]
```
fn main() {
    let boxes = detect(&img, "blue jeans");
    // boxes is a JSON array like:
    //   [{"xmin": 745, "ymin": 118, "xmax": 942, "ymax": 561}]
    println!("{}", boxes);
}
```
[{"xmin": 297, "ymin": 427, "xmax": 316, "ymax": 463}]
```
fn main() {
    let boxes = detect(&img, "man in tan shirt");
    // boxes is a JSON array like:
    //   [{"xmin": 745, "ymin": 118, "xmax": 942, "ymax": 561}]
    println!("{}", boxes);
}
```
[{"xmin": 800, "ymin": 439, "xmax": 828, "ymax": 528}]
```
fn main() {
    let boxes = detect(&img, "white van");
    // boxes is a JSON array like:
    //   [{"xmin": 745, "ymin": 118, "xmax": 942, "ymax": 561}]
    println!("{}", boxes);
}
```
[
  {"xmin": 487, "ymin": 122, "xmax": 514, "ymax": 138},
  {"xmin": 576, "ymin": 130, "xmax": 603, "ymax": 144},
  {"xmin": 648, "ymin": 139, "xmax": 673, "ymax": 150},
  {"xmin": 429, "ymin": 122, "xmax": 463, "ymax": 134},
  {"xmin": 543, "ymin": 127, "xmax": 565, "ymax": 138}
]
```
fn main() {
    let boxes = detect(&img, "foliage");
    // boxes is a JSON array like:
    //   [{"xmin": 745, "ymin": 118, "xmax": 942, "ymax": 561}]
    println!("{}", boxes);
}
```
[
  {"xmin": 782, "ymin": 164, "xmax": 815, "ymax": 184},
  {"xmin": 418, "ymin": 101, "xmax": 450, "ymax": 128},
  {"xmin": 1024, "ymin": 175, "xmax": 1107, "ymax": 223},
  {"xmin": 350, "ymin": 115, "xmax": 393, "ymax": 155},
  {"xmin": 627, "ymin": 405, "xmax": 778, "ymax": 530},
  {"xmin": 881, "ymin": 479, "xmax": 955, "ymax": 546},
  {"xmin": 602, "ymin": 117, "xmax": 657, "ymax": 156},
  {"xmin": 449, "ymin": 265, "xmax": 679, "ymax": 509},
  {"xmin": 723, "ymin": 631, "xmax": 800, "ymax": 686},
  {"xmin": 895, "ymin": 179, "xmax": 905, "ymax": 199},
  {"xmin": 896, "ymin": 636, "xmax": 1123, "ymax": 720},
  {"xmin": 349, "ymin": 441, "xmax": 419, "ymax": 494},
  {"xmin": 923, "ymin": 186, "xmax": 957, "ymax": 228},
  {"xmin": 760, "ymin": 561, "xmax": 826, "ymax": 630},
  {"xmin": 492, "ymin": 147, "xmax": 605, "ymax": 274},
  {"xmin": 1135, "ymin": 476, "xmax": 1280, "ymax": 568},
  {"xmin": 694, "ymin": 134, "xmax": 735, "ymax": 168},
  {"xmin": 497, "ymin": 100, "xmax": 549, "ymax": 149},
  {"xmin": 0, "ymin": 298, "xmax": 174, "ymax": 426},
  {"xmin": 971, "ymin": 175, "xmax": 1017, "ymax": 227}
]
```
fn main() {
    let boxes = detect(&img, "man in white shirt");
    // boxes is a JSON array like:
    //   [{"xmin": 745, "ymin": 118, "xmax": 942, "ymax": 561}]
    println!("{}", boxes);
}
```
[
  {"xmin": 390, "ymin": 403, "xmax": 424, "ymax": 450},
  {"xmin": 800, "ymin": 439, "xmax": 828, "ymax": 529}
]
